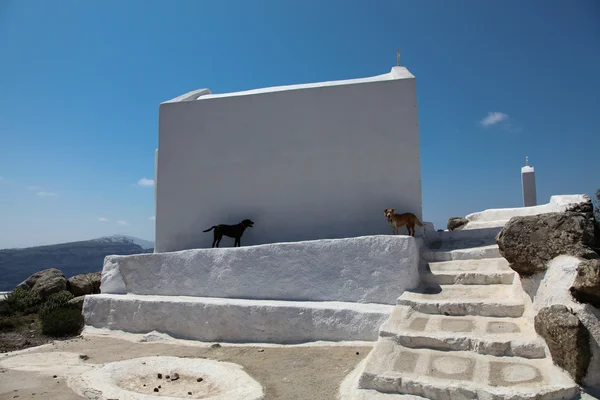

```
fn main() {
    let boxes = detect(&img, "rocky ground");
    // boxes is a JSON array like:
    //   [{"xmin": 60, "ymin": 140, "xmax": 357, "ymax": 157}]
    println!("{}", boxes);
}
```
[
  {"xmin": 0, "ymin": 313, "xmax": 74, "ymax": 354},
  {"xmin": 0, "ymin": 333, "xmax": 371, "ymax": 400}
]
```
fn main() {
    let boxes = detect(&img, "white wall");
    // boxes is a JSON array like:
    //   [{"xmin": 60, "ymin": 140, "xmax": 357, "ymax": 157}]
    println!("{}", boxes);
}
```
[
  {"xmin": 155, "ymin": 67, "xmax": 421, "ymax": 252},
  {"xmin": 101, "ymin": 235, "xmax": 422, "ymax": 305}
]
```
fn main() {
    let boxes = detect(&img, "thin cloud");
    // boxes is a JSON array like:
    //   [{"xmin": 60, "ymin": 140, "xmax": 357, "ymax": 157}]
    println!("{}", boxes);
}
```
[
  {"xmin": 26, "ymin": 185, "xmax": 41, "ymax": 191},
  {"xmin": 480, "ymin": 112, "xmax": 508, "ymax": 127},
  {"xmin": 137, "ymin": 178, "xmax": 154, "ymax": 187},
  {"xmin": 0, "ymin": 176, "xmax": 4, "ymax": 181},
  {"xmin": 36, "ymin": 191, "xmax": 58, "ymax": 198},
  {"xmin": 97, "ymin": 217, "xmax": 109, "ymax": 222},
  {"xmin": 149, "ymin": 216, "xmax": 156, "ymax": 221},
  {"xmin": 117, "ymin": 220, "xmax": 128, "ymax": 226}
]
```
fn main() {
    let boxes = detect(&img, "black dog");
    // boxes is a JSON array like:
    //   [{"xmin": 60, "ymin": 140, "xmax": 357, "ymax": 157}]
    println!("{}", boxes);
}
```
[{"xmin": 203, "ymin": 219, "xmax": 254, "ymax": 248}]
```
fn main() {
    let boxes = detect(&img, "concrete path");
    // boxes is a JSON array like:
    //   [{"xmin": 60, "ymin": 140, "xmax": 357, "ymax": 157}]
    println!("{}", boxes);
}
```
[{"xmin": 347, "ymin": 235, "xmax": 582, "ymax": 400}]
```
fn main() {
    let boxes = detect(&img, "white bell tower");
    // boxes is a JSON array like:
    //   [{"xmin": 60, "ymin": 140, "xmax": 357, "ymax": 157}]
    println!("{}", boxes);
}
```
[{"xmin": 521, "ymin": 156, "xmax": 537, "ymax": 207}]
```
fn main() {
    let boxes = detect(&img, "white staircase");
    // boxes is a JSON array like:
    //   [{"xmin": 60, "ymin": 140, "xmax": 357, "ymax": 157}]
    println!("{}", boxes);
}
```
[{"xmin": 349, "ymin": 236, "xmax": 580, "ymax": 400}]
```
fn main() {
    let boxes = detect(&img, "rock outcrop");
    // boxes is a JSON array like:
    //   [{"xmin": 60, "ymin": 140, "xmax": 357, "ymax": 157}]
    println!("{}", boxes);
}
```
[
  {"xmin": 534, "ymin": 304, "xmax": 591, "ymax": 384},
  {"xmin": 447, "ymin": 217, "xmax": 468, "ymax": 231},
  {"xmin": 496, "ymin": 212, "xmax": 597, "ymax": 276},
  {"xmin": 17, "ymin": 268, "xmax": 67, "ymax": 300},
  {"xmin": 570, "ymin": 259, "xmax": 600, "ymax": 308},
  {"xmin": 67, "ymin": 272, "xmax": 101, "ymax": 297}
]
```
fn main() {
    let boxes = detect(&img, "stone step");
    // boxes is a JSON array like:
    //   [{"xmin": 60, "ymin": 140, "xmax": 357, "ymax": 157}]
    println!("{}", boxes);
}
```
[
  {"xmin": 421, "ymin": 244, "xmax": 502, "ymax": 262},
  {"xmin": 379, "ymin": 306, "xmax": 545, "ymax": 359},
  {"xmin": 422, "ymin": 258, "xmax": 515, "ymax": 285},
  {"xmin": 397, "ymin": 285, "xmax": 525, "ymax": 317},
  {"xmin": 461, "ymin": 219, "xmax": 509, "ymax": 230},
  {"xmin": 428, "ymin": 226, "xmax": 502, "ymax": 243},
  {"xmin": 359, "ymin": 337, "xmax": 579, "ymax": 400},
  {"xmin": 83, "ymin": 294, "xmax": 393, "ymax": 343}
]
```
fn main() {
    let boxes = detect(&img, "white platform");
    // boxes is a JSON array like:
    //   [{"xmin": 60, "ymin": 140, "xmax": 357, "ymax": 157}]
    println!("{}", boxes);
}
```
[
  {"xmin": 89, "ymin": 235, "xmax": 421, "ymax": 343},
  {"xmin": 101, "ymin": 235, "xmax": 421, "ymax": 305},
  {"xmin": 83, "ymin": 294, "xmax": 393, "ymax": 343}
]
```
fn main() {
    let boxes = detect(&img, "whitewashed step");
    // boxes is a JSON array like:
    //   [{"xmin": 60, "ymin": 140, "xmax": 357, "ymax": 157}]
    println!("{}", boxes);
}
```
[
  {"xmin": 422, "ymin": 244, "xmax": 502, "ymax": 262},
  {"xmin": 84, "ymin": 294, "xmax": 392, "ymax": 343},
  {"xmin": 422, "ymin": 258, "xmax": 515, "ymax": 285},
  {"xmin": 339, "ymin": 358, "xmax": 430, "ymax": 400},
  {"xmin": 379, "ymin": 306, "xmax": 545, "ymax": 358},
  {"xmin": 359, "ymin": 338, "xmax": 579, "ymax": 400},
  {"xmin": 397, "ymin": 285, "xmax": 525, "ymax": 317},
  {"xmin": 430, "ymin": 226, "xmax": 502, "ymax": 243}
]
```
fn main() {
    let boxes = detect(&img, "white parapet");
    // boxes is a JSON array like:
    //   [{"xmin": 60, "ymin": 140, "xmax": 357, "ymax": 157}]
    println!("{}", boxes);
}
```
[{"xmin": 100, "ymin": 235, "xmax": 421, "ymax": 305}]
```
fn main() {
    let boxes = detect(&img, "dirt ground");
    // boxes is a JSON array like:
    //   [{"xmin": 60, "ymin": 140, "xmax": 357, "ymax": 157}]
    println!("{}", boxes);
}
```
[
  {"xmin": 0, "ymin": 334, "xmax": 372, "ymax": 400},
  {"xmin": 0, "ymin": 314, "xmax": 57, "ymax": 354}
]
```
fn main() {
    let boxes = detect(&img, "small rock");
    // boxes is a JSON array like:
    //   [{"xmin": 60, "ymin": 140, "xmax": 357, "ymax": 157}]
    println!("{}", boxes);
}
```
[
  {"xmin": 154, "ymin": 388, "xmax": 159, "ymax": 392},
  {"xmin": 18, "ymin": 268, "xmax": 67, "ymax": 300},
  {"xmin": 356, "ymin": 352, "xmax": 359, "ymax": 355},
  {"xmin": 188, "ymin": 392, "xmax": 192, "ymax": 395},
  {"xmin": 447, "ymin": 217, "xmax": 469, "ymax": 231},
  {"xmin": 158, "ymin": 385, "xmax": 161, "ymax": 389},
  {"xmin": 534, "ymin": 304, "xmax": 591, "ymax": 384},
  {"xmin": 210, "ymin": 343, "xmax": 221, "ymax": 349},
  {"xmin": 52, "ymin": 375, "xmax": 57, "ymax": 378},
  {"xmin": 166, "ymin": 375, "xmax": 170, "ymax": 379},
  {"xmin": 171, "ymin": 372, "xmax": 180, "ymax": 381},
  {"xmin": 67, "ymin": 272, "xmax": 101, "ymax": 297},
  {"xmin": 570, "ymin": 259, "xmax": 600, "ymax": 307},
  {"xmin": 157, "ymin": 373, "xmax": 162, "ymax": 379},
  {"xmin": 196, "ymin": 377, "xmax": 203, "ymax": 382},
  {"xmin": 257, "ymin": 349, "xmax": 264, "ymax": 352},
  {"xmin": 79, "ymin": 354, "xmax": 89, "ymax": 360},
  {"xmin": 68, "ymin": 296, "xmax": 86, "ymax": 312}
]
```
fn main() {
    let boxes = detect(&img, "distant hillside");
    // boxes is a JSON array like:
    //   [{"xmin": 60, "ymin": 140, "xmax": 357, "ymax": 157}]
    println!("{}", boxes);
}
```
[{"xmin": 0, "ymin": 235, "xmax": 153, "ymax": 291}]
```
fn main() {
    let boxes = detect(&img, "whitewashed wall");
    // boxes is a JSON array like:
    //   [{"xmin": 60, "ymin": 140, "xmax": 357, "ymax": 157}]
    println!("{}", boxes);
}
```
[{"xmin": 156, "ymin": 67, "xmax": 421, "ymax": 252}]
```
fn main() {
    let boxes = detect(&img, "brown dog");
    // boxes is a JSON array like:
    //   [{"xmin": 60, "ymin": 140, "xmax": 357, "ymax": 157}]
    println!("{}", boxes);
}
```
[{"xmin": 384, "ymin": 208, "xmax": 423, "ymax": 236}]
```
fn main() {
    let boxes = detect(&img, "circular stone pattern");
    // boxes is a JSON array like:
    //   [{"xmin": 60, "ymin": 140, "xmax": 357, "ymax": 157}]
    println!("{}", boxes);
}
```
[
  {"xmin": 69, "ymin": 356, "xmax": 263, "ymax": 400},
  {"xmin": 501, "ymin": 364, "xmax": 539, "ymax": 383},
  {"xmin": 433, "ymin": 356, "xmax": 470, "ymax": 375}
]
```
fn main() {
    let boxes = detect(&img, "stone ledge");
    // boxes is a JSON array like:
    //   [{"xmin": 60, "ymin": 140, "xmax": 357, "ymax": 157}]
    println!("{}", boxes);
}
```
[
  {"xmin": 83, "ymin": 294, "xmax": 393, "ymax": 343},
  {"xmin": 101, "ymin": 235, "xmax": 421, "ymax": 305}
]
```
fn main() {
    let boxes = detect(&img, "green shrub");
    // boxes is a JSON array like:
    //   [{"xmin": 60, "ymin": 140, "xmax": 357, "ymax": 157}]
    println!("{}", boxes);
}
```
[
  {"xmin": 40, "ymin": 291, "xmax": 74, "ymax": 318},
  {"xmin": 40, "ymin": 307, "xmax": 83, "ymax": 337},
  {"xmin": 0, "ymin": 316, "xmax": 17, "ymax": 332},
  {"xmin": 2, "ymin": 287, "xmax": 42, "ymax": 315}
]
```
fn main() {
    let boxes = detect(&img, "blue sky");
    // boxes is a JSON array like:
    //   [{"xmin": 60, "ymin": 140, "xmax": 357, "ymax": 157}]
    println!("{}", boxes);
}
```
[{"xmin": 0, "ymin": 0, "xmax": 599, "ymax": 248}]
